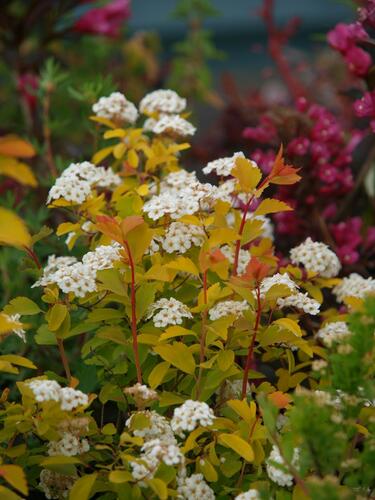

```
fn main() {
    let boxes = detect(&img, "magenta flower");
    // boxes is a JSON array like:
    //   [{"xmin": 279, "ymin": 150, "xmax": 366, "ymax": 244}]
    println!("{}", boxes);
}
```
[
  {"xmin": 354, "ymin": 91, "xmax": 375, "ymax": 117},
  {"xmin": 327, "ymin": 22, "xmax": 368, "ymax": 53},
  {"xmin": 344, "ymin": 46, "xmax": 372, "ymax": 77},
  {"xmin": 287, "ymin": 137, "xmax": 310, "ymax": 156},
  {"xmin": 74, "ymin": 0, "xmax": 131, "ymax": 37},
  {"xmin": 17, "ymin": 72, "xmax": 39, "ymax": 113},
  {"xmin": 242, "ymin": 116, "xmax": 277, "ymax": 143}
]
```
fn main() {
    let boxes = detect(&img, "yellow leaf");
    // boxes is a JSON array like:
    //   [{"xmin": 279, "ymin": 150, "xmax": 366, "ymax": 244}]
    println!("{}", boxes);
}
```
[
  {"xmin": 241, "ymin": 219, "xmax": 264, "ymax": 245},
  {"xmin": 113, "ymin": 142, "xmax": 126, "ymax": 159},
  {"xmin": 89, "ymin": 115, "xmax": 116, "ymax": 128},
  {"xmin": 254, "ymin": 198, "xmax": 292, "ymax": 216},
  {"xmin": 159, "ymin": 325, "xmax": 196, "ymax": 342},
  {"xmin": 0, "ymin": 157, "xmax": 37, "ymax": 187},
  {"xmin": 148, "ymin": 361, "xmax": 170, "ymax": 389},
  {"xmin": 218, "ymin": 433, "xmax": 254, "ymax": 462},
  {"xmin": 146, "ymin": 478, "xmax": 168, "ymax": 500},
  {"xmin": 208, "ymin": 228, "xmax": 238, "ymax": 248},
  {"xmin": 217, "ymin": 350, "xmax": 234, "ymax": 371},
  {"xmin": 69, "ymin": 473, "xmax": 97, "ymax": 500},
  {"xmin": 0, "ymin": 485, "xmax": 22, "ymax": 500},
  {"xmin": 227, "ymin": 399, "xmax": 255, "ymax": 424},
  {"xmin": 56, "ymin": 222, "xmax": 80, "ymax": 236},
  {"xmin": 232, "ymin": 156, "xmax": 262, "ymax": 193},
  {"xmin": 197, "ymin": 457, "xmax": 218, "ymax": 482},
  {"xmin": 274, "ymin": 318, "xmax": 302, "ymax": 337},
  {"xmin": 137, "ymin": 184, "xmax": 149, "ymax": 196},
  {"xmin": 166, "ymin": 256, "xmax": 199, "ymax": 276},
  {"xmin": 0, "ymin": 135, "xmax": 35, "ymax": 158},
  {"xmin": 92, "ymin": 146, "xmax": 114, "ymax": 165},
  {"xmin": 108, "ymin": 470, "xmax": 132, "ymax": 483},
  {"xmin": 127, "ymin": 149, "xmax": 139, "ymax": 168},
  {"xmin": 182, "ymin": 427, "xmax": 207, "ymax": 453},
  {"xmin": 0, "ymin": 465, "xmax": 28, "ymax": 496},
  {"xmin": 103, "ymin": 129, "xmax": 127, "ymax": 139},
  {"xmin": 0, "ymin": 208, "xmax": 31, "ymax": 248},
  {"xmin": 153, "ymin": 342, "xmax": 195, "ymax": 374},
  {"xmin": 47, "ymin": 304, "xmax": 68, "ymax": 332},
  {"xmin": 0, "ymin": 355, "xmax": 36, "ymax": 369},
  {"xmin": 177, "ymin": 215, "xmax": 203, "ymax": 226}
]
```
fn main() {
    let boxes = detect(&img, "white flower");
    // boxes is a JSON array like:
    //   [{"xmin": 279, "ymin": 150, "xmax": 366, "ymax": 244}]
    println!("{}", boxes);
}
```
[
  {"xmin": 162, "ymin": 222, "xmax": 205, "ymax": 254},
  {"xmin": 141, "ymin": 438, "xmax": 184, "ymax": 466},
  {"xmin": 28, "ymin": 379, "xmax": 61, "ymax": 403},
  {"xmin": 130, "ymin": 454, "xmax": 159, "ymax": 481},
  {"xmin": 143, "ymin": 192, "xmax": 179, "ymax": 220},
  {"xmin": 92, "ymin": 92, "xmax": 138, "ymax": 124},
  {"xmin": 221, "ymin": 245, "xmax": 250, "ymax": 276},
  {"xmin": 177, "ymin": 472, "xmax": 215, "ymax": 500},
  {"xmin": 171, "ymin": 400, "xmax": 215, "ymax": 436},
  {"xmin": 203, "ymin": 152, "xmax": 246, "ymax": 177},
  {"xmin": 266, "ymin": 445, "xmax": 299, "ymax": 487},
  {"xmin": 277, "ymin": 292, "xmax": 320, "ymax": 315},
  {"xmin": 259, "ymin": 272, "xmax": 298, "ymax": 298},
  {"xmin": 39, "ymin": 469, "xmax": 76, "ymax": 499},
  {"xmin": 235, "ymin": 490, "xmax": 260, "ymax": 500},
  {"xmin": 147, "ymin": 298, "xmax": 192, "ymax": 327},
  {"xmin": 48, "ymin": 432, "xmax": 89, "ymax": 456},
  {"xmin": 82, "ymin": 243, "xmax": 122, "ymax": 271},
  {"xmin": 126, "ymin": 410, "xmax": 175, "ymax": 442},
  {"xmin": 332, "ymin": 273, "xmax": 375, "ymax": 303},
  {"xmin": 317, "ymin": 321, "xmax": 351, "ymax": 347},
  {"xmin": 47, "ymin": 176, "xmax": 91, "ymax": 204},
  {"xmin": 60, "ymin": 387, "xmax": 89, "ymax": 411},
  {"xmin": 151, "ymin": 115, "xmax": 196, "ymax": 136},
  {"xmin": 208, "ymin": 300, "xmax": 249, "ymax": 321},
  {"xmin": 124, "ymin": 383, "xmax": 158, "ymax": 408},
  {"xmin": 139, "ymin": 89, "xmax": 186, "ymax": 115},
  {"xmin": 5, "ymin": 313, "xmax": 26, "ymax": 341},
  {"xmin": 290, "ymin": 237, "xmax": 341, "ymax": 278}
]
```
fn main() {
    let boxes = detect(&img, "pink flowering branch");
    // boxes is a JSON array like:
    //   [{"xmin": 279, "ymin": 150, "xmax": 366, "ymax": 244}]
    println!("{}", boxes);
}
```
[{"xmin": 260, "ymin": 0, "xmax": 307, "ymax": 101}]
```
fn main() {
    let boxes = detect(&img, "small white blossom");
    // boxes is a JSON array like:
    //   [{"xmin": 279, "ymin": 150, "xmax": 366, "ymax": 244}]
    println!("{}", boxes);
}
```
[
  {"xmin": 139, "ymin": 89, "xmax": 186, "ymax": 115},
  {"xmin": 141, "ymin": 438, "xmax": 184, "ymax": 466},
  {"xmin": 162, "ymin": 222, "xmax": 205, "ymax": 254},
  {"xmin": 151, "ymin": 114, "xmax": 196, "ymax": 137},
  {"xmin": 317, "ymin": 321, "xmax": 351, "ymax": 347},
  {"xmin": 221, "ymin": 245, "xmax": 250, "ymax": 276},
  {"xmin": 130, "ymin": 454, "xmax": 159, "ymax": 481},
  {"xmin": 208, "ymin": 300, "xmax": 249, "ymax": 321},
  {"xmin": 171, "ymin": 400, "xmax": 215, "ymax": 437},
  {"xmin": 39, "ymin": 469, "xmax": 76, "ymax": 499},
  {"xmin": 28, "ymin": 379, "xmax": 61, "ymax": 403},
  {"xmin": 235, "ymin": 490, "xmax": 260, "ymax": 500},
  {"xmin": 266, "ymin": 445, "xmax": 299, "ymax": 487},
  {"xmin": 60, "ymin": 387, "xmax": 89, "ymax": 411},
  {"xmin": 277, "ymin": 292, "xmax": 320, "ymax": 315},
  {"xmin": 259, "ymin": 272, "xmax": 298, "ymax": 298},
  {"xmin": 290, "ymin": 237, "xmax": 341, "ymax": 278},
  {"xmin": 48, "ymin": 432, "xmax": 89, "ymax": 456},
  {"xmin": 92, "ymin": 91, "xmax": 138, "ymax": 124},
  {"xmin": 177, "ymin": 472, "xmax": 215, "ymax": 500},
  {"xmin": 126, "ymin": 410, "xmax": 175, "ymax": 442},
  {"xmin": 147, "ymin": 298, "xmax": 192, "ymax": 328},
  {"xmin": 332, "ymin": 273, "xmax": 375, "ymax": 303},
  {"xmin": 203, "ymin": 152, "xmax": 246, "ymax": 177},
  {"xmin": 82, "ymin": 243, "xmax": 122, "ymax": 271},
  {"xmin": 124, "ymin": 383, "xmax": 158, "ymax": 408},
  {"xmin": 5, "ymin": 313, "xmax": 26, "ymax": 341}
]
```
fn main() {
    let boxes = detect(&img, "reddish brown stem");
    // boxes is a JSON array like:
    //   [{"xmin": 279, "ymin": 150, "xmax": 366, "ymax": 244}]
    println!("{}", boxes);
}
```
[
  {"xmin": 57, "ymin": 338, "xmax": 71, "ymax": 382},
  {"xmin": 196, "ymin": 270, "xmax": 208, "ymax": 400},
  {"xmin": 241, "ymin": 286, "xmax": 262, "ymax": 399},
  {"xmin": 124, "ymin": 241, "xmax": 142, "ymax": 384},
  {"xmin": 23, "ymin": 246, "xmax": 42, "ymax": 269}
]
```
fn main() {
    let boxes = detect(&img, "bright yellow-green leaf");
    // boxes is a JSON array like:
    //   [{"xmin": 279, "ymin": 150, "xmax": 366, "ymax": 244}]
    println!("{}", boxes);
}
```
[
  {"xmin": 0, "ymin": 355, "xmax": 36, "ymax": 369},
  {"xmin": 42, "ymin": 456, "xmax": 82, "ymax": 466},
  {"xmin": 274, "ymin": 318, "xmax": 302, "ymax": 337},
  {"xmin": 0, "ymin": 465, "xmax": 28, "ymax": 496},
  {"xmin": 154, "ymin": 342, "xmax": 195, "ymax": 374},
  {"xmin": 227, "ymin": 399, "xmax": 256, "ymax": 425},
  {"xmin": 148, "ymin": 361, "xmax": 170, "ymax": 389},
  {"xmin": 159, "ymin": 325, "xmax": 196, "ymax": 342},
  {"xmin": 113, "ymin": 142, "xmax": 126, "ymax": 159},
  {"xmin": 0, "ymin": 156, "xmax": 37, "ymax": 187},
  {"xmin": 0, "ymin": 485, "xmax": 22, "ymax": 500},
  {"xmin": 5, "ymin": 296, "xmax": 41, "ymax": 316},
  {"xmin": 158, "ymin": 391, "xmax": 185, "ymax": 407},
  {"xmin": 254, "ymin": 198, "xmax": 292, "ymax": 216},
  {"xmin": 241, "ymin": 219, "xmax": 264, "ymax": 245},
  {"xmin": 0, "ymin": 208, "xmax": 31, "ymax": 248},
  {"xmin": 217, "ymin": 350, "xmax": 234, "ymax": 371},
  {"xmin": 218, "ymin": 433, "xmax": 254, "ymax": 462},
  {"xmin": 56, "ymin": 222, "xmax": 80, "ymax": 236},
  {"xmin": 0, "ymin": 314, "xmax": 21, "ymax": 335},
  {"xmin": 137, "ymin": 184, "xmax": 149, "ymax": 196},
  {"xmin": 232, "ymin": 156, "xmax": 262, "ymax": 193},
  {"xmin": 208, "ymin": 228, "xmax": 239, "ymax": 248},
  {"xmin": 108, "ymin": 470, "xmax": 133, "ymax": 483},
  {"xmin": 69, "ymin": 473, "xmax": 97, "ymax": 500},
  {"xmin": 103, "ymin": 129, "xmax": 126, "ymax": 139},
  {"xmin": 102, "ymin": 423, "xmax": 116, "ymax": 435},
  {"xmin": 89, "ymin": 115, "xmax": 116, "ymax": 128},
  {"xmin": 146, "ymin": 478, "xmax": 168, "ymax": 500},
  {"xmin": 197, "ymin": 457, "xmax": 218, "ymax": 482},
  {"xmin": 127, "ymin": 149, "xmax": 139, "ymax": 167},
  {"xmin": 92, "ymin": 146, "xmax": 114, "ymax": 164},
  {"xmin": 182, "ymin": 427, "xmax": 207, "ymax": 453},
  {"xmin": 47, "ymin": 304, "xmax": 68, "ymax": 332},
  {"xmin": 166, "ymin": 256, "xmax": 199, "ymax": 276}
]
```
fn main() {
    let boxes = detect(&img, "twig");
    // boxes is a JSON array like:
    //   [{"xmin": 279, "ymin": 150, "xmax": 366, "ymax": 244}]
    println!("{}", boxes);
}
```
[
  {"xmin": 196, "ymin": 270, "xmax": 208, "ymax": 400},
  {"xmin": 57, "ymin": 338, "xmax": 71, "ymax": 382}
]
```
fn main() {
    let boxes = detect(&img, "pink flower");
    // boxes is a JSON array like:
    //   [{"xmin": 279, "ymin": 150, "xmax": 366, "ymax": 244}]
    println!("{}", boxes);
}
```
[
  {"xmin": 250, "ymin": 148, "xmax": 275, "ymax": 174},
  {"xmin": 344, "ymin": 46, "xmax": 372, "ymax": 76},
  {"xmin": 331, "ymin": 217, "xmax": 362, "ymax": 248},
  {"xmin": 336, "ymin": 245, "xmax": 359, "ymax": 265},
  {"xmin": 74, "ymin": 0, "xmax": 131, "ymax": 37},
  {"xmin": 243, "ymin": 116, "xmax": 277, "ymax": 143},
  {"xmin": 353, "ymin": 91, "xmax": 375, "ymax": 117},
  {"xmin": 287, "ymin": 137, "xmax": 310, "ymax": 156},
  {"xmin": 327, "ymin": 22, "xmax": 368, "ymax": 53},
  {"xmin": 359, "ymin": 1, "xmax": 375, "ymax": 29},
  {"xmin": 17, "ymin": 72, "xmax": 39, "ymax": 112}
]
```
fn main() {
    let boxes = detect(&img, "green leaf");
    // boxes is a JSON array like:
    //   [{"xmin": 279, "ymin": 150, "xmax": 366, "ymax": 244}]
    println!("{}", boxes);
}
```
[
  {"xmin": 108, "ymin": 470, "xmax": 133, "ymax": 483},
  {"xmin": 0, "ymin": 355, "xmax": 36, "ymax": 370},
  {"xmin": 218, "ymin": 433, "xmax": 254, "ymax": 462},
  {"xmin": 47, "ymin": 304, "xmax": 68, "ymax": 332},
  {"xmin": 146, "ymin": 478, "xmax": 168, "ymax": 500},
  {"xmin": 153, "ymin": 342, "xmax": 196, "ymax": 374},
  {"xmin": 0, "ymin": 465, "xmax": 28, "ymax": 496},
  {"xmin": 148, "ymin": 361, "xmax": 170, "ymax": 389},
  {"xmin": 69, "ymin": 473, "xmax": 97, "ymax": 500},
  {"xmin": 136, "ymin": 283, "xmax": 158, "ymax": 321},
  {"xmin": 5, "ymin": 297, "xmax": 41, "ymax": 315},
  {"xmin": 217, "ymin": 350, "xmax": 234, "ymax": 371},
  {"xmin": 274, "ymin": 318, "xmax": 302, "ymax": 337}
]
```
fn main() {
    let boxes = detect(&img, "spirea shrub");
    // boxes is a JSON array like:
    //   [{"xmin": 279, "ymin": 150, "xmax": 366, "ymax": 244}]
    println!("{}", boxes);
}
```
[{"xmin": 0, "ymin": 89, "xmax": 374, "ymax": 499}]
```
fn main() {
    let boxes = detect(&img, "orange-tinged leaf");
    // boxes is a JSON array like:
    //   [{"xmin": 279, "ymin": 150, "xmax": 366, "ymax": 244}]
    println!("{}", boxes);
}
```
[
  {"xmin": 0, "ymin": 135, "xmax": 35, "ymax": 158},
  {"xmin": 120, "ymin": 215, "xmax": 144, "ymax": 237},
  {"xmin": 0, "ymin": 157, "xmax": 37, "ymax": 187},
  {"xmin": 95, "ymin": 215, "xmax": 123, "ymax": 244},
  {"xmin": 268, "ymin": 391, "xmax": 292, "ymax": 409},
  {"xmin": 0, "ymin": 208, "xmax": 31, "ymax": 248},
  {"xmin": 253, "ymin": 198, "xmax": 292, "ymax": 217},
  {"xmin": 269, "ymin": 145, "xmax": 301, "ymax": 185}
]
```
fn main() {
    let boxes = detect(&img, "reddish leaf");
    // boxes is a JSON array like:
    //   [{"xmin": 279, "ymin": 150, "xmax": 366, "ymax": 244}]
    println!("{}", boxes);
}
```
[
  {"xmin": 0, "ymin": 135, "xmax": 35, "ymax": 158},
  {"xmin": 268, "ymin": 391, "xmax": 292, "ymax": 409},
  {"xmin": 120, "ymin": 215, "xmax": 144, "ymax": 237},
  {"xmin": 269, "ymin": 145, "xmax": 301, "ymax": 185},
  {"xmin": 95, "ymin": 215, "xmax": 123, "ymax": 244}
]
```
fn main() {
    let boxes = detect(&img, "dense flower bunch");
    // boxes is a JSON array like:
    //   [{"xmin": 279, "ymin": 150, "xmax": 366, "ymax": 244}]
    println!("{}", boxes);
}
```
[{"xmin": 0, "ymin": 89, "xmax": 374, "ymax": 500}]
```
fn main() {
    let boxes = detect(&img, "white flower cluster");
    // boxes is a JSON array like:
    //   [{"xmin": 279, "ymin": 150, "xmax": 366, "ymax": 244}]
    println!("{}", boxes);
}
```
[
  {"xmin": 28, "ymin": 379, "xmax": 88, "ymax": 411},
  {"xmin": 150, "ymin": 114, "xmax": 196, "ymax": 137},
  {"xmin": 332, "ymin": 273, "xmax": 375, "ymax": 303},
  {"xmin": 48, "ymin": 432, "xmax": 89, "ymax": 457},
  {"xmin": 317, "ymin": 321, "xmax": 351, "ymax": 347},
  {"xmin": 290, "ymin": 237, "xmax": 341, "ymax": 278},
  {"xmin": 266, "ymin": 445, "xmax": 299, "ymax": 487},
  {"xmin": 143, "ymin": 180, "xmax": 217, "ymax": 221},
  {"xmin": 147, "ymin": 297, "xmax": 192, "ymax": 327},
  {"xmin": 171, "ymin": 400, "xmax": 215, "ymax": 437},
  {"xmin": 203, "ymin": 152, "xmax": 245, "ymax": 177},
  {"xmin": 221, "ymin": 245, "xmax": 250, "ymax": 275},
  {"xmin": 4, "ymin": 313, "xmax": 26, "ymax": 341},
  {"xmin": 162, "ymin": 222, "xmax": 205, "ymax": 254},
  {"xmin": 126, "ymin": 410, "xmax": 175, "ymax": 442},
  {"xmin": 259, "ymin": 272, "xmax": 298, "ymax": 298},
  {"xmin": 208, "ymin": 300, "xmax": 249, "ymax": 321},
  {"xmin": 235, "ymin": 490, "xmax": 260, "ymax": 500},
  {"xmin": 124, "ymin": 383, "xmax": 158, "ymax": 408},
  {"xmin": 177, "ymin": 472, "xmax": 215, "ymax": 500},
  {"xmin": 32, "ymin": 243, "xmax": 121, "ymax": 298},
  {"xmin": 92, "ymin": 91, "xmax": 138, "ymax": 124},
  {"xmin": 47, "ymin": 161, "xmax": 121, "ymax": 205},
  {"xmin": 277, "ymin": 292, "xmax": 320, "ymax": 315},
  {"xmin": 142, "ymin": 438, "xmax": 183, "ymax": 466},
  {"xmin": 139, "ymin": 89, "xmax": 186, "ymax": 115},
  {"xmin": 39, "ymin": 469, "xmax": 76, "ymax": 499}
]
